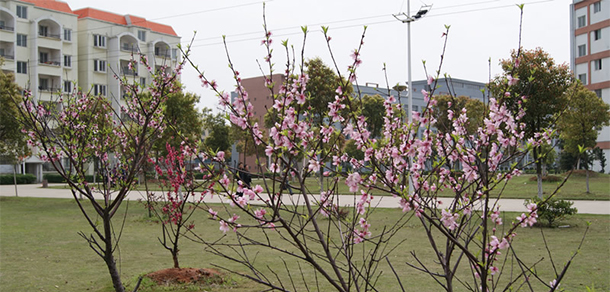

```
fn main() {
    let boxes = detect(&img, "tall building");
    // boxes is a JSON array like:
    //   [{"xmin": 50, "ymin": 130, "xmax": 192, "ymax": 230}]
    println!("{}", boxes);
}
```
[
  {"xmin": 0, "ymin": 0, "xmax": 181, "ymax": 181},
  {"xmin": 73, "ymin": 7, "xmax": 181, "ymax": 112},
  {"xmin": 1, "ymin": 0, "xmax": 78, "ymax": 103},
  {"xmin": 570, "ymin": 0, "xmax": 610, "ymax": 172},
  {"xmin": 1, "ymin": 0, "xmax": 79, "ymax": 180}
]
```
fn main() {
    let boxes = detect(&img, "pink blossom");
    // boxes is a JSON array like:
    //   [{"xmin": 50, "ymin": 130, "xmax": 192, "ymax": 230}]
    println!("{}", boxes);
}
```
[
  {"xmin": 427, "ymin": 75, "xmax": 434, "ymax": 85},
  {"xmin": 209, "ymin": 208, "xmax": 218, "ymax": 219},
  {"xmin": 441, "ymin": 209, "xmax": 459, "ymax": 231},
  {"xmin": 345, "ymin": 173, "xmax": 362, "ymax": 192},
  {"xmin": 219, "ymin": 220, "xmax": 229, "ymax": 233},
  {"xmin": 507, "ymin": 75, "xmax": 519, "ymax": 86}
]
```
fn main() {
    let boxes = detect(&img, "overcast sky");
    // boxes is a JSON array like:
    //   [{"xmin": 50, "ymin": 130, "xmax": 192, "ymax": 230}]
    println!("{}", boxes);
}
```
[{"xmin": 67, "ymin": 0, "xmax": 573, "ymax": 112}]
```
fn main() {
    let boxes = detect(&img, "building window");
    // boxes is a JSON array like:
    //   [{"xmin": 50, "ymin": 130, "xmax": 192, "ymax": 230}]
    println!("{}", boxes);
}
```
[
  {"xmin": 172, "ymin": 48, "xmax": 178, "ymax": 60},
  {"xmin": 594, "ymin": 29, "xmax": 602, "ymax": 41},
  {"xmin": 39, "ymin": 52, "xmax": 48, "ymax": 64},
  {"xmin": 138, "ymin": 30, "xmax": 146, "ymax": 42},
  {"xmin": 64, "ymin": 55, "xmax": 72, "ymax": 67},
  {"xmin": 577, "ymin": 15, "xmax": 586, "ymax": 28},
  {"xmin": 93, "ymin": 34, "xmax": 106, "ymax": 48},
  {"xmin": 593, "ymin": 59, "xmax": 602, "ymax": 71},
  {"xmin": 64, "ymin": 29, "xmax": 72, "ymax": 41},
  {"xmin": 594, "ymin": 89, "xmax": 602, "ymax": 98},
  {"xmin": 17, "ymin": 34, "xmax": 27, "ymax": 47},
  {"xmin": 93, "ymin": 59, "xmax": 107, "ymax": 72},
  {"xmin": 16, "ymin": 5, "xmax": 27, "ymax": 19},
  {"xmin": 39, "ymin": 25, "xmax": 48, "ymax": 37},
  {"xmin": 578, "ymin": 44, "xmax": 586, "ymax": 57},
  {"xmin": 578, "ymin": 73, "xmax": 587, "ymax": 84},
  {"xmin": 140, "ymin": 77, "xmax": 146, "ymax": 86},
  {"xmin": 39, "ymin": 78, "xmax": 49, "ymax": 91},
  {"xmin": 93, "ymin": 84, "xmax": 107, "ymax": 96},
  {"xmin": 593, "ymin": 1, "xmax": 601, "ymax": 13},
  {"xmin": 17, "ymin": 61, "xmax": 27, "ymax": 74},
  {"xmin": 63, "ymin": 80, "xmax": 72, "ymax": 93}
]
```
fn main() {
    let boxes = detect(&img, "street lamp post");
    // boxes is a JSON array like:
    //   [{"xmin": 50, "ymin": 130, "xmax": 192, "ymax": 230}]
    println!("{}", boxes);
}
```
[{"xmin": 394, "ymin": 2, "xmax": 431, "ymax": 196}]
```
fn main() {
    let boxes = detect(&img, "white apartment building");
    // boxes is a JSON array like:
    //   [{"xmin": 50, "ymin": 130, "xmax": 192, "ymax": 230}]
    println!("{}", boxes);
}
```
[
  {"xmin": 0, "ymin": 0, "xmax": 181, "ymax": 181},
  {"xmin": 1, "ymin": 0, "xmax": 78, "ymax": 102},
  {"xmin": 570, "ymin": 0, "xmax": 610, "ymax": 172},
  {"xmin": 0, "ymin": 0, "xmax": 79, "ymax": 181},
  {"xmin": 73, "ymin": 7, "xmax": 181, "ymax": 112}
]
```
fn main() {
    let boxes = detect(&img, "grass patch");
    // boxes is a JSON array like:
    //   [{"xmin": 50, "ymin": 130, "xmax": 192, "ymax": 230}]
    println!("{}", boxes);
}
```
[
  {"xmin": 46, "ymin": 173, "xmax": 610, "ymax": 201},
  {"xmin": 1, "ymin": 196, "xmax": 608, "ymax": 291}
]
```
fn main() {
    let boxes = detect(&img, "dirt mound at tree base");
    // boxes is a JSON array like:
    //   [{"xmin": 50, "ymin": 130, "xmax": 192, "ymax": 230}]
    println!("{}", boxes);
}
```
[{"xmin": 146, "ymin": 268, "xmax": 223, "ymax": 285}]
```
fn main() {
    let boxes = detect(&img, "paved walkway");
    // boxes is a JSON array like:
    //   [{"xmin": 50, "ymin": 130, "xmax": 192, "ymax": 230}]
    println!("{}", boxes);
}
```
[{"xmin": 1, "ymin": 183, "xmax": 609, "ymax": 215}]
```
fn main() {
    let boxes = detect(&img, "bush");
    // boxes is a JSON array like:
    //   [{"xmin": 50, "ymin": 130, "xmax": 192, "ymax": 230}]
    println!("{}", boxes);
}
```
[
  {"xmin": 0, "ymin": 174, "xmax": 36, "ymax": 185},
  {"xmin": 43, "ymin": 173, "xmax": 66, "ymax": 183},
  {"xmin": 528, "ymin": 175, "xmax": 563, "ymax": 182},
  {"xmin": 43, "ymin": 173, "xmax": 104, "ymax": 183},
  {"xmin": 526, "ymin": 196, "xmax": 578, "ymax": 227}
]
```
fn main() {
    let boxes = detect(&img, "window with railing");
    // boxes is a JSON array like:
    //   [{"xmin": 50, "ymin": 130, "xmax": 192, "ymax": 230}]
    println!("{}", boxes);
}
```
[{"xmin": 122, "ymin": 43, "xmax": 138, "ymax": 52}]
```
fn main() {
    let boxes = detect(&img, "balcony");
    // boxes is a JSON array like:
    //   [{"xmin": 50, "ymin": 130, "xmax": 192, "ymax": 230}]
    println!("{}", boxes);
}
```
[
  {"xmin": 39, "ymin": 31, "xmax": 61, "ymax": 40},
  {"xmin": 0, "ymin": 24, "xmax": 14, "ymax": 32},
  {"xmin": 38, "ymin": 75, "xmax": 61, "ymax": 92},
  {"xmin": 39, "ymin": 60, "xmax": 61, "ymax": 66},
  {"xmin": 0, "ymin": 42, "xmax": 15, "ymax": 60},
  {"xmin": 0, "ymin": 53, "xmax": 14, "ymax": 60},
  {"xmin": 0, "ymin": 11, "xmax": 16, "ymax": 32},
  {"xmin": 121, "ymin": 43, "xmax": 139, "ymax": 53},
  {"xmin": 121, "ymin": 67, "xmax": 138, "ymax": 76}
]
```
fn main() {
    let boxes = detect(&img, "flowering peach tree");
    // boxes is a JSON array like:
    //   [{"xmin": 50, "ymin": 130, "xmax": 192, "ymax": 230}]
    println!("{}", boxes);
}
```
[
  {"xmin": 182, "ymin": 8, "xmax": 587, "ymax": 292},
  {"xmin": 16, "ymin": 54, "xmax": 181, "ymax": 292}
]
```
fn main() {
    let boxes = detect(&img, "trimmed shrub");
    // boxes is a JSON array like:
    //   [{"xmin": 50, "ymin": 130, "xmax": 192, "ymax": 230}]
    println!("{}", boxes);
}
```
[
  {"xmin": 43, "ymin": 173, "xmax": 66, "ymax": 183},
  {"xmin": 528, "ymin": 175, "xmax": 563, "ymax": 182},
  {"xmin": 526, "ymin": 196, "xmax": 578, "ymax": 227},
  {"xmin": 0, "ymin": 174, "xmax": 37, "ymax": 185}
]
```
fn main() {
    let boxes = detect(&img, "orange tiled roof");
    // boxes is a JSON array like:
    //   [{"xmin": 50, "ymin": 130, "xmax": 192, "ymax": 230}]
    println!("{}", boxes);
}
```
[
  {"xmin": 73, "ymin": 8, "xmax": 177, "ymax": 36},
  {"xmin": 19, "ymin": 0, "xmax": 74, "ymax": 14},
  {"xmin": 74, "ymin": 8, "xmax": 127, "ymax": 25}
]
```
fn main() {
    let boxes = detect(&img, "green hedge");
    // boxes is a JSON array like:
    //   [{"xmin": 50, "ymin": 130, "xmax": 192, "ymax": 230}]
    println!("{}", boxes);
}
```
[
  {"xmin": 43, "ymin": 173, "xmax": 104, "ymax": 183},
  {"xmin": 0, "ymin": 174, "xmax": 36, "ymax": 185}
]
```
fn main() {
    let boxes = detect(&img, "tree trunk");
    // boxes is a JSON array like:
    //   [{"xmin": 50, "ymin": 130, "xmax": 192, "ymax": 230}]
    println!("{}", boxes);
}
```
[
  {"xmin": 536, "ymin": 163, "xmax": 543, "ymax": 199},
  {"xmin": 586, "ymin": 167, "xmax": 590, "ymax": 194},
  {"xmin": 103, "ymin": 216, "xmax": 125, "ymax": 292},
  {"xmin": 13, "ymin": 164, "xmax": 18, "ymax": 197},
  {"xmin": 172, "ymin": 252, "xmax": 180, "ymax": 269}
]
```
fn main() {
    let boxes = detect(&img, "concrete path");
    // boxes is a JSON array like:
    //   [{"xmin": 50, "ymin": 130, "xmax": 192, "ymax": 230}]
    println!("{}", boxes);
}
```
[{"xmin": 1, "ymin": 183, "xmax": 609, "ymax": 215}]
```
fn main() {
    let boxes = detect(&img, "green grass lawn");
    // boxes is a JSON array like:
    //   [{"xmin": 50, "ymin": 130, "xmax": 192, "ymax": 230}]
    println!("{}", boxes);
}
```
[
  {"xmin": 47, "ymin": 172, "xmax": 609, "ymax": 201},
  {"xmin": 1, "ymin": 196, "xmax": 608, "ymax": 291}
]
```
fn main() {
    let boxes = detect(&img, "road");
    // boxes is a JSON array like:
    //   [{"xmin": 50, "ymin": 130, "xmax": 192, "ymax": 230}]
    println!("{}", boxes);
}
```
[{"xmin": 1, "ymin": 183, "xmax": 609, "ymax": 215}]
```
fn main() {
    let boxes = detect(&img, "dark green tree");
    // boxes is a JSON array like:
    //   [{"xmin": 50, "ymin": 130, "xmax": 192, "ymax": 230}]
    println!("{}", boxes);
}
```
[
  {"xmin": 557, "ymin": 83, "xmax": 610, "ymax": 192},
  {"xmin": 0, "ymin": 68, "xmax": 31, "ymax": 195},
  {"xmin": 489, "ymin": 48, "xmax": 573, "ymax": 198},
  {"xmin": 432, "ymin": 95, "xmax": 486, "ymax": 135},
  {"xmin": 202, "ymin": 108, "xmax": 232, "ymax": 154},
  {"xmin": 360, "ymin": 94, "xmax": 385, "ymax": 138},
  {"xmin": 304, "ymin": 57, "xmax": 353, "ymax": 126},
  {"xmin": 152, "ymin": 90, "xmax": 203, "ymax": 156}
]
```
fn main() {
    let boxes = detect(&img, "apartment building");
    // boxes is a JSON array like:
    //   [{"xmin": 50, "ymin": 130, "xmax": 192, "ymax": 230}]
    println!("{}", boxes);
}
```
[
  {"xmin": 0, "ymin": 0, "xmax": 78, "ymax": 102},
  {"xmin": 0, "ymin": 0, "xmax": 181, "ymax": 181},
  {"xmin": 73, "ymin": 7, "xmax": 181, "ymax": 112},
  {"xmin": 0, "ymin": 0, "xmax": 79, "ymax": 181},
  {"xmin": 570, "ymin": 0, "xmax": 610, "ymax": 172}
]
